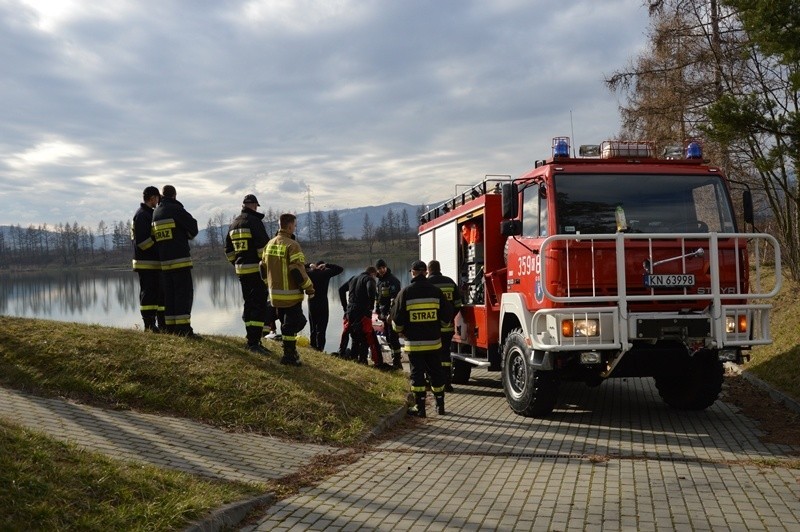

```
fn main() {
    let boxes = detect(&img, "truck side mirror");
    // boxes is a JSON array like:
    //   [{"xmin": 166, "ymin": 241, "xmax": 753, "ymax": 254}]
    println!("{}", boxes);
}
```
[
  {"xmin": 502, "ymin": 183, "xmax": 518, "ymax": 219},
  {"xmin": 501, "ymin": 220, "xmax": 522, "ymax": 236},
  {"xmin": 743, "ymin": 190, "xmax": 754, "ymax": 226}
]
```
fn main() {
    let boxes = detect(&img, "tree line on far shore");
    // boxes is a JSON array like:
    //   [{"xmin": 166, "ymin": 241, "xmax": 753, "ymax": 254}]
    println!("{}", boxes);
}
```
[{"xmin": 0, "ymin": 206, "xmax": 423, "ymax": 268}]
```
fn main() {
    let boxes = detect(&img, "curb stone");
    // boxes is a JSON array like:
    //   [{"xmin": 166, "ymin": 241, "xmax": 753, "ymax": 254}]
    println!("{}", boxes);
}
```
[
  {"xmin": 184, "ymin": 494, "xmax": 274, "ymax": 532},
  {"xmin": 741, "ymin": 369, "xmax": 800, "ymax": 415}
]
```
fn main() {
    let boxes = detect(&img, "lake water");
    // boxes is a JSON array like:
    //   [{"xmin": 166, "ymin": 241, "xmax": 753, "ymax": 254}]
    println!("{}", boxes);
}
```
[{"xmin": 0, "ymin": 261, "xmax": 416, "ymax": 344}]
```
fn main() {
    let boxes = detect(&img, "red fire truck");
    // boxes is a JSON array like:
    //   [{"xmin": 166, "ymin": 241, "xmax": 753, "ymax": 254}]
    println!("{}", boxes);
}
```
[{"xmin": 419, "ymin": 138, "xmax": 781, "ymax": 417}]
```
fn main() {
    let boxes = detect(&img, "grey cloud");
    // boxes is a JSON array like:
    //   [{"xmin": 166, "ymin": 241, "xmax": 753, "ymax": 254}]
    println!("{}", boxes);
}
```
[{"xmin": 0, "ymin": 0, "xmax": 649, "ymax": 227}]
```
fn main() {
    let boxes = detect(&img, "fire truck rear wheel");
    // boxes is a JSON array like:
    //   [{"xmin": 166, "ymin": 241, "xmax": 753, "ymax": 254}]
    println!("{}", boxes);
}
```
[
  {"xmin": 501, "ymin": 329, "xmax": 559, "ymax": 417},
  {"xmin": 655, "ymin": 348, "xmax": 723, "ymax": 410}
]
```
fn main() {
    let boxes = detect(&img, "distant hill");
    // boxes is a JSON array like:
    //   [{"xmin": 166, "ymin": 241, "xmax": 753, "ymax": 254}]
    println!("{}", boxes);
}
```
[
  {"xmin": 196, "ymin": 201, "xmax": 422, "ymax": 243},
  {"xmin": 0, "ymin": 202, "xmax": 425, "ymax": 250}
]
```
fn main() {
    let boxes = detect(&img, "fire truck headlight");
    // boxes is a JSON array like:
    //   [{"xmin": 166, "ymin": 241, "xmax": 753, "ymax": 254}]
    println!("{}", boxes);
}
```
[
  {"xmin": 725, "ymin": 315, "xmax": 748, "ymax": 334},
  {"xmin": 562, "ymin": 319, "xmax": 599, "ymax": 337}
]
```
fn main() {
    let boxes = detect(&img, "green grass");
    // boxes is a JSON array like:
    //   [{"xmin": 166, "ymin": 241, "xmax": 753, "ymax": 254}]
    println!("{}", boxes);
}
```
[
  {"xmin": 0, "ymin": 316, "xmax": 409, "ymax": 445},
  {"xmin": 747, "ymin": 271, "xmax": 800, "ymax": 400},
  {"xmin": 0, "ymin": 417, "xmax": 262, "ymax": 531},
  {"xmin": 0, "ymin": 316, "xmax": 410, "ymax": 529}
]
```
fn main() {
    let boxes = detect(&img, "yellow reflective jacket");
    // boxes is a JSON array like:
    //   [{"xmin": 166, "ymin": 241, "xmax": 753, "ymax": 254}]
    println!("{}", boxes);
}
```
[{"xmin": 262, "ymin": 229, "xmax": 313, "ymax": 308}]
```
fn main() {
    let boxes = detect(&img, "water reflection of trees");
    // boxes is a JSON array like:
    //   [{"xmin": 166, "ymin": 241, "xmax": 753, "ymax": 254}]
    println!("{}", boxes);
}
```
[
  {"xmin": 203, "ymin": 266, "xmax": 241, "ymax": 309},
  {"xmin": 0, "ymin": 266, "xmax": 240, "ymax": 319}
]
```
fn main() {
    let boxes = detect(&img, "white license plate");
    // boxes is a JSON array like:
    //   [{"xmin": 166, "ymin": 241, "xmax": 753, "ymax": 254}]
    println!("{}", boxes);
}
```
[{"xmin": 644, "ymin": 274, "xmax": 695, "ymax": 288}]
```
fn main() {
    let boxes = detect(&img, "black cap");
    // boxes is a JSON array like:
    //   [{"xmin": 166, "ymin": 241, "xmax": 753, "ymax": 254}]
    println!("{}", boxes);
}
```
[
  {"xmin": 375, "ymin": 259, "xmax": 387, "ymax": 268},
  {"xmin": 243, "ymin": 194, "xmax": 260, "ymax": 206},
  {"xmin": 143, "ymin": 186, "xmax": 160, "ymax": 200},
  {"xmin": 411, "ymin": 260, "xmax": 427, "ymax": 272}
]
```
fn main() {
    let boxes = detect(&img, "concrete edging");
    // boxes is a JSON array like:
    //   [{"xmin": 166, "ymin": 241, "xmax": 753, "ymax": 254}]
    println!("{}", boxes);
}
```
[
  {"xmin": 184, "ymin": 493, "xmax": 274, "ymax": 532},
  {"xmin": 741, "ymin": 370, "xmax": 800, "ymax": 416}
]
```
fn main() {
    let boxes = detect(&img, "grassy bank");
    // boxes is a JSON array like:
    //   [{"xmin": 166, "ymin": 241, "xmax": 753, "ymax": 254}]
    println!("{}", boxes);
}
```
[
  {"xmin": 0, "ymin": 316, "xmax": 410, "ymax": 529},
  {"xmin": 0, "ymin": 316, "xmax": 408, "ymax": 444},
  {"xmin": 747, "ymin": 274, "xmax": 800, "ymax": 400}
]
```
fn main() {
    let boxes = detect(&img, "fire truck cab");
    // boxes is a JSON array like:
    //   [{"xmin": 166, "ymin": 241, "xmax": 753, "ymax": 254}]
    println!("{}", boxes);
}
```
[{"xmin": 419, "ymin": 138, "xmax": 781, "ymax": 417}]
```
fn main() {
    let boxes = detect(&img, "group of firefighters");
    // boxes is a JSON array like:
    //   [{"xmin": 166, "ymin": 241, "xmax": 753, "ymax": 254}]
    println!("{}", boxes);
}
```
[{"xmin": 132, "ymin": 189, "xmax": 462, "ymax": 416}]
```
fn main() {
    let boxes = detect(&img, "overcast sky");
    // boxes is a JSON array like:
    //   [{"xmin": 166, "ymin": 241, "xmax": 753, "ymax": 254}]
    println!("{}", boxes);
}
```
[{"xmin": 0, "ymin": 0, "xmax": 650, "ymax": 229}]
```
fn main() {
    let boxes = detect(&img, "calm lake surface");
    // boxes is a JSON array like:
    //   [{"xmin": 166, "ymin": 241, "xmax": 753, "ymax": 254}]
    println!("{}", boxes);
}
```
[{"xmin": 0, "ymin": 261, "xmax": 416, "ymax": 342}]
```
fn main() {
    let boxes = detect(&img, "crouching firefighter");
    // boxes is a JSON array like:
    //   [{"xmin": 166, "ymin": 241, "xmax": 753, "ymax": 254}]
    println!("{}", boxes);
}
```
[
  {"xmin": 262, "ymin": 213, "xmax": 314, "ymax": 366},
  {"xmin": 390, "ymin": 260, "xmax": 454, "ymax": 417}
]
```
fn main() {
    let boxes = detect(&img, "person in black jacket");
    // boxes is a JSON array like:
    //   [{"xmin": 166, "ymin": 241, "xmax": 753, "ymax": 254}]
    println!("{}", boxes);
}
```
[
  {"xmin": 391, "ymin": 260, "xmax": 453, "ymax": 417},
  {"xmin": 225, "ymin": 194, "xmax": 270, "ymax": 354},
  {"xmin": 131, "ymin": 186, "xmax": 164, "ymax": 332},
  {"xmin": 341, "ymin": 266, "xmax": 391, "ymax": 369},
  {"xmin": 152, "ymin": 185, "xmax": 200, "ymax": 337},
  {"xmin": 305, "ymin": 261, "xmax": 344, "ymax": 352},
  {"xmin": 336, "ymin": 275, "xmax": 356, "ymax": 359},
  {"xmin": 427, "ymin": 259, "xmax": 463, "ymax": 392},
  {"xmin": 375, "ymin": 259, "xmax": 403, "ymax": 369}
]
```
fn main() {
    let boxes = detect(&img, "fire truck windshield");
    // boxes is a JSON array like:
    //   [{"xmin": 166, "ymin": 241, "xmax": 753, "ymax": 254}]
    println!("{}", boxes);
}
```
[{"xmin": 553, "ymin": 173, "xmax": 736, "ymax": 235}]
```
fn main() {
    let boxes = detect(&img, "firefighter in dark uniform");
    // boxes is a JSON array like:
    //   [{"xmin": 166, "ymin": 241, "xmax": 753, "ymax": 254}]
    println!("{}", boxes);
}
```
[
  {"xmin": 262, "ymin": 213, "xmax": 314, "ymax": 366},
  {"xmin": 427, "ymin": 259, "xmax": 463, "ymax": 392},
  {"xmin": 306, "ymin": 261, "xmax": 344, "ymax": 352},
  {"xmin": 342, "ymin": 266, "xmax": 390, "ymax": 369},
  {"xmin": 391, "ymin": 260, "xmax": 454, "ymax": 417},
  {"xmin": 225, "ymin": 194, "xmax": 270, "ymax": 354},
  {"xmin": 375, "ymin": 259, "xmax": 403, "ymax": 370},
  {"xmin": 131, "ymin": 186, "xmax": 165, "ymax": 332},
  {"xmin": 152, "ymin": 185, "xmax": 200, "ymax": 337}
]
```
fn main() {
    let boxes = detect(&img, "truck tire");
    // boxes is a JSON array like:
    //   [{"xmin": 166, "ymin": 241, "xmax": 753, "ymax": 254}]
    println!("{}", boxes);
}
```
[
  {"xmin": 502, "ymin": 329, "xmax": 558, "ymax": 417},
  {"xmin": 655, "ymin": 348, "xmax": 723, "ymax": 410},
  {"xmin": 452, "ymin": 359, "xmax": 472, "ymax": 384}
]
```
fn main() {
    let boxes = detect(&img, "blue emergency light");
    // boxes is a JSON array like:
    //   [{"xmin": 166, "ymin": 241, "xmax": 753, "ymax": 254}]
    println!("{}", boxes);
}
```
[
  {"xmin": 686, "ymin": 142, "xmax": 702, "ymax": 159},
  {"xmin": 553, "ymin": 137, "xmax": 570, "ymax": 158}
]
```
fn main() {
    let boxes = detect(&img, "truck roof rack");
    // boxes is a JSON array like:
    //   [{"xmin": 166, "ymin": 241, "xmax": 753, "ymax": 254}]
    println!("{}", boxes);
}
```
[{"xmin": 420, "ymin": 175, "xmax": 512, "ymax": 224}]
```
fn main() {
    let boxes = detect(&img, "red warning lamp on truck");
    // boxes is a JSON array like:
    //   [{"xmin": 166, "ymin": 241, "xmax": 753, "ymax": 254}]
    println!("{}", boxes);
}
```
[{"xmin": 419, "ymin": 138, "xmax": 781, "ymax": 417}]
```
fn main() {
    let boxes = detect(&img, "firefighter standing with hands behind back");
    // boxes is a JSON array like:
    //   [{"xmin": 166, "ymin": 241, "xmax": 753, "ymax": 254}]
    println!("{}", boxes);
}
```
[
  {"xmin": 262, "ymin": 213, "xmax": 314, "ymax": 366},
  {"xmin": 391, "ymin": 260, "xmax": 453, "ymax": 417}
]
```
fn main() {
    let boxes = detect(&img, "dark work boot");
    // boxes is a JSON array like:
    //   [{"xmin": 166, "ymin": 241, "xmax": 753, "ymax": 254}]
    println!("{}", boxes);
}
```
[
  {"xmin": 246, "ymin": 325, "xmax": 263, "ymax": 349},
  {"xmin": 435, "ymin": 394, "xmax": 446, "ymax": 415},
  {"xmin": 392, "ymin": 353, "xmax": 403, "ymax": 371},
  {"xmin": 280, "ymin": 340, "xmax": 302, "ymax": 366},
  {"xmin": 143, "ymin": 316, "xmax": 158, "ymax": 333},
  {"xmin": 408, "ymin": 392, "xmax": 427, "ymax": 418}
]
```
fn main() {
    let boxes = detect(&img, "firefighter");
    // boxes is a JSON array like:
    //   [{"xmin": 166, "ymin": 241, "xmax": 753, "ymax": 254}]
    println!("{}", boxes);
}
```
[
  {"xmin": 342, "ymin": 267, "xmax": 392, "ymax": 369},
  {"xmin": 131, "ymin": 186, "xmax": 165, "ymax": 332},
  {"xmin": 225, "ymin": 194, "xmax": 271, "ymax": 355},
  {"xmin": 336, "ymin": 274, "xmax": 357, "ymax": 359},
  {"xmin": 391, "ymin": 260, "xmax": 454, "ymax": 417},
  {"xmin": 306, "ymin": 261, "xmax": 344, "ymax": 352},
  {"xmin": 375, "ymin": 259, "xmax": 403, "ymax": 370},
  {"xmin": 427, "ymin": 259, "xmax": 463, "ymax": 392},
  {"xmin": 152, "ymin": 185, "xmax": 200, "ymax": 337},
  {"xmin": 262, "ymin": 213, "xmax": 314, "ymax": 366}
]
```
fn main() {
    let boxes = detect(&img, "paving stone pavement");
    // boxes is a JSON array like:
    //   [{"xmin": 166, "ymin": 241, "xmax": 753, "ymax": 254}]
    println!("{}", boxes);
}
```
[
  {"xmin": 0, "ymin": 386, "xmax": 335, "ymax": 485},
  {"xmin": 4, "ymin": 369, "xmax": 800, "ymax": 531},
  {"xmin": 247, "ymin": 370, "xmax": 800, "ymax": 531}
]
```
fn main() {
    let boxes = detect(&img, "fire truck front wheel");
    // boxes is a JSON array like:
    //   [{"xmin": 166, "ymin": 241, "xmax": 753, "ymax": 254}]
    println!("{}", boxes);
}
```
[
  {"xmin": 501, "ymin": 329, "xmax": 559, "ymax": 417},
  {"xmin": 654, "ymin": 348, "xmax": 724, "ymax": 410}
]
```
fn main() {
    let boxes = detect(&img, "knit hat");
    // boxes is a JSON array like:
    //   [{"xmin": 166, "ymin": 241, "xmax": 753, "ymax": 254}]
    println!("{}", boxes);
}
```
[{"xmin": 375, "ymin": 259, "xmax": 387, "ymax": 268}]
